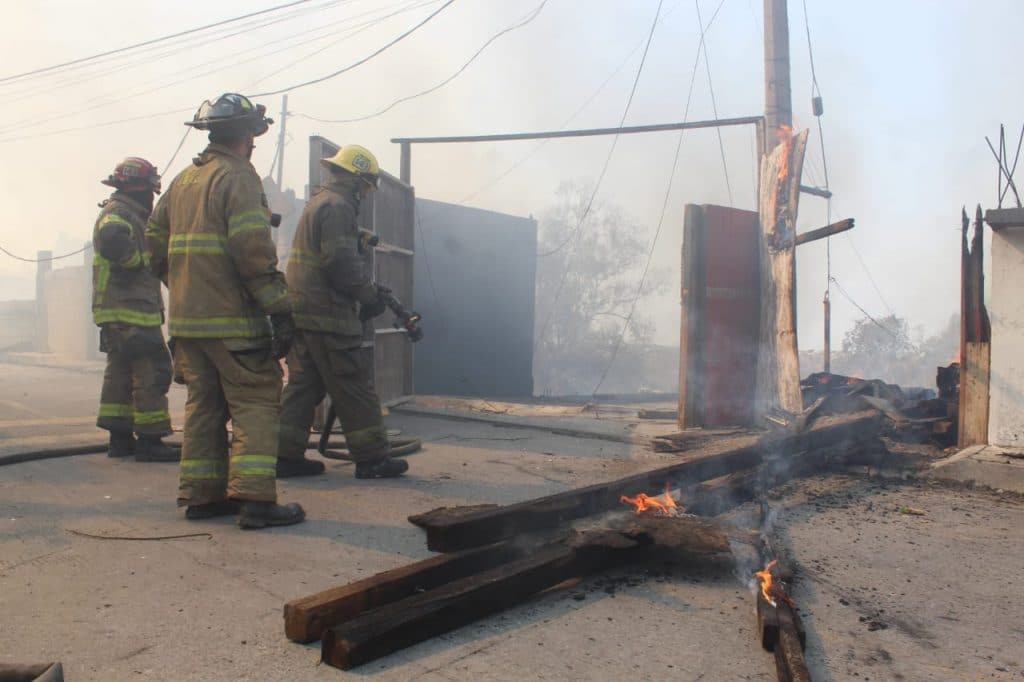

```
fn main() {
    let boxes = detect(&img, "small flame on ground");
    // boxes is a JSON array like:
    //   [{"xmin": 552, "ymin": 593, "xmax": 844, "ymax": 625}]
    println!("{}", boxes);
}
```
[
  {"xmin": 755, "ymin": 559, "xmax": 778, "ymax": 605},
  {"xmin": 620, "ymin": 482, "xmax": 679, "ymax": 516},
  {"xmin": 755, "ymin": 559, "xmax": 795, "ymax": 608}
]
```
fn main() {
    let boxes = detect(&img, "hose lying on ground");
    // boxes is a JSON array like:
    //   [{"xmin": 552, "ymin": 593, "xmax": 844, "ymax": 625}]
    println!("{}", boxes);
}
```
[
  {"xmin": 320, "ymin": 437, "xmax": 423, "ymax": 461},
  {"xmin": 0, "ymin": 438, "xmax": 422, "ymax": 467}
]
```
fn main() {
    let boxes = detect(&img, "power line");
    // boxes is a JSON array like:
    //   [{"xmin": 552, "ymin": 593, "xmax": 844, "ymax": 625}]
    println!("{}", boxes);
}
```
[
  {"xmin": 1, "ymin": 1, "xmax": 349, "ymax": 104},
  {"xmin": 163, "ymin": 128, "xmax": 193, "ymax": 175},
  {"xmin": 297, "ymin": 0, "xmax": 547, "ymax": 124},
  {"xmin": 247, "ymin": 0, "xmax": 438, "ymax": 89},
  {"xmin": 694, "ymin": 0, "xmax": 733, "ymax": 206},
  {"xmin": 591, "ymin": 0, "xmax": 726, "ymax": 396},
  {"xmin": 251, "ymin": 0, "xmax": 457, "ymax": 97},
  {"xmin": 0, "ymin": 107, "xmax": 193, "ymax": 146},
  {"xmin": 0, "ymin": 0, "xmax": 314, "ymax": 85},
  {"xmin": 0, "ymin": 1, "xmax": 364, "ymax": 137},
  {"xmin": 829, "ymin": 276, "xmax": 916, "ymax": 351},
  {"xmin": 458, "ymin": 0, "xmax": 690, "ymax": 206},
  {"xmin": 534, "ymin": 0, "xmax": 665, "ymax": 353},
  {"xmin": 0, "ymin": 244, "xmax": 91, "ymax": 263},
  {"xmin": 0, "ymin": 1, "xmax": 427, "ymax": 145}
]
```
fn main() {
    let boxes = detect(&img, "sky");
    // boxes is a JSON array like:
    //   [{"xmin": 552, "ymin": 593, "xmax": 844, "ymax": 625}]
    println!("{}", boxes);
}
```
[{"xmin": 0, "ymin": 0, "xmax": 1019, "ymax": 354}]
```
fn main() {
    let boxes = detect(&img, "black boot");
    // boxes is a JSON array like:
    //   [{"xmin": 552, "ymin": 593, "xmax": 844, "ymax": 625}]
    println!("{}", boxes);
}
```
[
  {"xmin": 107, "ymin": 431, "xmax": 136, "ymax": 458},
  {"xmin": 355, "ymin": 457, "xmax": 409, "ymax": 479},
  {"xmin": 276, "ymin": 457, "xmax": 326, "ymax": 478},
  {"xmin": 238, "ymin": 501, "xmax": 306, "ymax": 529},
  {"xmin": 185, "ymin": 500, "xmax": 241, "ymax": 520},
  {"xmin": 135, "ymin": 435, "xmax": 180, "ymax": 462}
]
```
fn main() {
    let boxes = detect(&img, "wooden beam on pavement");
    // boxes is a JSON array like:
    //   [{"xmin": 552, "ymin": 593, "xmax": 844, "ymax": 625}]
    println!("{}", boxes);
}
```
[
  {"xmin": 410, "ymin": 412, "xmax": 882, "ymax": 552},
  {"xmin": 794, "ymin": 218, "xmax": 854, "ymax": 246},
  {"xmin": 320, "ymin": 516, "xmax": 740, "ymax": 670},
  {"xmin": 284, "ymin": 542, "xmax": 523, "ymax": 643}
]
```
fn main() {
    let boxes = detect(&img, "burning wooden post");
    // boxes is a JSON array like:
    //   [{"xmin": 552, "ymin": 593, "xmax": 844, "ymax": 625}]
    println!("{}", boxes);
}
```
[
  {"xmin": 755, "ymin": 560, "xmax": 810, "ymax": 682},
  {"xmin": 756, "ymin": 126, "xmax": 810, "ymax": 424}
]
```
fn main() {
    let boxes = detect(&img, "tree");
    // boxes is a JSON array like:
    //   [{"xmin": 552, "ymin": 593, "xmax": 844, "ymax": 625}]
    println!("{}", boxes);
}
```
[
  {"xmin": 533, "ymin": 182, "xmax": 668, "ymax": 395},
  {"xmin": 833, "ymin": 313, "xmax": 958, "ymax": 388}
]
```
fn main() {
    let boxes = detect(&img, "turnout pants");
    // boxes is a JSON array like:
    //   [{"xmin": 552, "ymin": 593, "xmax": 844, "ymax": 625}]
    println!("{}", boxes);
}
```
[
  {"xmin": 97, "ymin": 325, "xmax": 172, "ymax": 437},
  {"xmin": 174, "ymin": 338, "xmax": 281, "ymax": 505},
  {"xmin": 278, "ymin": 330, "xmax": 389, "ymax": 464}
]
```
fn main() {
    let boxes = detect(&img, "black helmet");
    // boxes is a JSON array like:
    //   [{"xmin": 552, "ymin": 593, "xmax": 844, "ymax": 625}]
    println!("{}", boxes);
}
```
[{"xmin": 185, "ymin": 93, "xmax": 273, "ymax": 136}]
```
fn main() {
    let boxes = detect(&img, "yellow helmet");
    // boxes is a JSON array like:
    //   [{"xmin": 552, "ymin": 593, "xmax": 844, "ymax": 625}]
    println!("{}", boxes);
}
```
[{"xmin": 320, "ymin": 145, "xmax": 380, "ymax": 187}]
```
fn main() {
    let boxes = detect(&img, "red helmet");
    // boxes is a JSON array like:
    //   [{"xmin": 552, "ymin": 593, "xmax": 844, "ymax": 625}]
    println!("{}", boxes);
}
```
[{"xmin": 101, "ymin": 157, "xmax": 161, "ymax": 194}]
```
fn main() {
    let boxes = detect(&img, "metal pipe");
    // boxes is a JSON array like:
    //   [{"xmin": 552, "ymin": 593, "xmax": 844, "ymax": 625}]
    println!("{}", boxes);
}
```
[{"xmin": 391, "ymin": 116, "xmax": 764, "ymax": 145}]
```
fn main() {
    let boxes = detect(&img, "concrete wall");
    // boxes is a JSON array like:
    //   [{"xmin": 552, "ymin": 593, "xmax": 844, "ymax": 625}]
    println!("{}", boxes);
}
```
[
  {"xmin": 0, "ymin": 300, "xmax": 35, "ymax": 351},
  {"xmin": 44, "ymin": 263, "xmax": 97, "ymax": 361},
  {"xmin": 987, "ymin": 227, "xmax": 1024, "ymax": 446}
]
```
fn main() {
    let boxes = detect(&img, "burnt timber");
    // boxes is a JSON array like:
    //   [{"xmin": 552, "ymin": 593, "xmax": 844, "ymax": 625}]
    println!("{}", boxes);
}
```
[
  {"xmin": 320, "ymin": 514, "xmax": 738, "ymax": 670},
  {"xmin": 412, "ymin": 412, "xmax": 881, "ymax": 552}
]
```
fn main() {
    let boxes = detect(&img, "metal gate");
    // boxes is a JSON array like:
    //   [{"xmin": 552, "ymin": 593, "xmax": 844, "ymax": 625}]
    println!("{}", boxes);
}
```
[
  {"xmin": 307, "ymin": 136, "xmax": 415, "ymax": 402},
  {"xmin": 679, "ymin": 204, "xmax": 760, "ymax": 427}
]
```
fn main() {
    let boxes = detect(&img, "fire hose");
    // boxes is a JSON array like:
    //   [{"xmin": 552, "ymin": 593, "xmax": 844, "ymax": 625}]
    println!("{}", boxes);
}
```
[{"xmin": 0, "ymin": 436, "xmax": 419, "ymax": 468}]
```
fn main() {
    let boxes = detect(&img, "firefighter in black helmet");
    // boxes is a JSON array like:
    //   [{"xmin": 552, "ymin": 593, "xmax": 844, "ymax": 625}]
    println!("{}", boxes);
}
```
[{"xmin": 147, "ymin": 93, "xmax": 304, "ymax": 529}]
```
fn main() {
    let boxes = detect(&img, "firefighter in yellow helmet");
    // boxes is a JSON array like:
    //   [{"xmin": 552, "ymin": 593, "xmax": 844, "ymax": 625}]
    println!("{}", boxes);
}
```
[
  {"xmin": 93, "ymin": 157, "xmax": 177, "ymax": 462},
  {"xmin": 277, "ymin": 144, "xmax": 408, "ymax": 479},
  {"xmin": 146, "ymin": 93, "xmax": 304, "ymax": 528}
]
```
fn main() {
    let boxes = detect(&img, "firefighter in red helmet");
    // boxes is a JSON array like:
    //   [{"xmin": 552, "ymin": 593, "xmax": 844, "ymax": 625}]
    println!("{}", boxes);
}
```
[{"xmin": 93, "ymin": 157, "xmax": 177, "ymax": 462}]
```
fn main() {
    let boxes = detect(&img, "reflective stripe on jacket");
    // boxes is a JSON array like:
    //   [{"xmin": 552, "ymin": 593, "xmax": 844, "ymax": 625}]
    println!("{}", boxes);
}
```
[
  {"xmin": 146, "ymin": 144, "xmax": 290, "ymax": 339},
  {"xmin": 92, "ymin": 192, "xmax": 163, "ymax": 327},
  {"xmin": 286, "ymin": 177, "xmax": 376, "ymax": 335}
]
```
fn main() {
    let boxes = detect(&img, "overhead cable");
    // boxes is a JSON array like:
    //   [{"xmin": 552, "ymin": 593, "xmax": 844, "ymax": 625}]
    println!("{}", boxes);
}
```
[
  {"xmin": 251, "ymin": 0, "xmax": 457, "ymax": 97},
  {"xmin": 0, "ymin": 0, "xmax": 314, "ymax": 85},
  {"xmin": 533, "ymin": 0, "xmax": 665, "ymax": 353},
  {"xmin": 297, "ymin": 0, "xmax": 547, "ymax": 124}
]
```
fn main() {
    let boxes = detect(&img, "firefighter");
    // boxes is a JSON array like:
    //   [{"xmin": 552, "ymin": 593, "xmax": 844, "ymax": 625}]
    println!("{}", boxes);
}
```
[
  {"xmin": 92, "ymin": 157, "xmax": 177, "ymax": 462},
  {"xmin": 147, "ymin": 93, "xmax": 304, "ymax": 528},
  {"xmin": 276, "ymin": 145, "xmax": 408, "ymax": 479}
]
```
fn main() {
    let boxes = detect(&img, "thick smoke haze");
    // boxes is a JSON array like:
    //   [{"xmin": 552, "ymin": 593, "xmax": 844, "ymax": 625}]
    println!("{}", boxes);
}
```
[{"xmin": 0, "ymin": 0, "xmax": 1019, "ymax": 370}]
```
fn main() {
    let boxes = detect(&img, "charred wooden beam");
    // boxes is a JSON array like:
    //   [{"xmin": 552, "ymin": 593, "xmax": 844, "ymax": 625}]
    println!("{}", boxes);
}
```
[
  {"xmin": 321, "ymin": 543, "xmax": 616, "ymax": 670},
  {"xmin": 412, "ymin": 412, "xmax": 881, "ymax": 552},
  {"xmin": 320, "ymin": 515, "xmax": 741, "ymax": 670},
  {"xmin": 284, "ymin": 542, "xmax": 523, "ymax": 643},
  {"xmin": 794, "ymin": 218, "xmax": 854, "ymax": 246}
]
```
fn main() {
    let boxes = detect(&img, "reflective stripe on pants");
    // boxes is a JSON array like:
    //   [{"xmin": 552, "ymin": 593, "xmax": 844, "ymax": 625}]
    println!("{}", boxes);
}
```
[{"xmin": 175, "ymin": 338, "xmax": 281, "ymax": 505}]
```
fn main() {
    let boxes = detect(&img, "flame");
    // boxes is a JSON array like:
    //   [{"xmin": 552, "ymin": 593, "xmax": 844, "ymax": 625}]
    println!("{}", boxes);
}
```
[
  {"xmin": 775, "ymin": 125, "xmax": 793, "ymax": 183},
  {"xmin": 620, "ymin": 482, "xmax": 679, "ymax": 515},
  {"xmin": 755, "ymin": 559, "xmax": 794, "ymax": 607},
  {"xmin": 755, "ymin": 559, "xmax": 778, "ymax": 604}
]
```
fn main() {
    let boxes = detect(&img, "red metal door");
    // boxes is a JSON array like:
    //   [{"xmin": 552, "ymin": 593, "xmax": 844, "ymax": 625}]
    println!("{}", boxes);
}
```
[{"xmin": 680, "ymin": 204, "xmax": 760, "ymax": 427}]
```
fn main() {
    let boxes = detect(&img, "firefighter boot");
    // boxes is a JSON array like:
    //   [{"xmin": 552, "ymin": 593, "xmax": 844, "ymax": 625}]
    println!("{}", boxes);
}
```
[
  {"xmin": 108, "ymin": 431, "xmax": 136, "ymax": 458},
  {"xmin": 276, "ymin": 457, "xmax": 326, "ymax": 478},
  {"xmin": 355, "ymin": 457, "xmax": 408, "ymax": 479},
  {"xmin": 185, "ymin": 500, "xmax": 241, "ymax": 520},
  {"xmin": 135, "ymin": 436, "xmax": 180, "ymax": 462},
  {"xmin": 238, "ymin": 501, "xmax": 306, "ymax": 529}
]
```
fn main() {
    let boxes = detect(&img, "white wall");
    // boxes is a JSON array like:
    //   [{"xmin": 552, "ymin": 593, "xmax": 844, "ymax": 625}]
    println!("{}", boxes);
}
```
[
  {"xmin": 44, "ymin": 264, "xmax": 97, "ymax": 361},
  {"xmin": 988, "ymin": 227, "xmax": 1024, "ymax": 446}
]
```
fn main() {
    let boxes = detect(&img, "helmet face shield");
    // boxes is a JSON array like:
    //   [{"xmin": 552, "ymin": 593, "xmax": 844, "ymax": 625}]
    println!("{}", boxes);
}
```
[{"xmin": 186, "ymin": 93, "xmax": 272, "ymax": 136}]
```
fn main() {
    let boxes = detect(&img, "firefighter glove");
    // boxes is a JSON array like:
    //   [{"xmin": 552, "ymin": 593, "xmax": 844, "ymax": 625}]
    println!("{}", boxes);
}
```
[
  {"xmin": 358, "ymin": 286, "xmax": 389, "ymax": 322},
  {"xmin": 270, "ymin": 312, "xmax": 296, "ymax": 360}
]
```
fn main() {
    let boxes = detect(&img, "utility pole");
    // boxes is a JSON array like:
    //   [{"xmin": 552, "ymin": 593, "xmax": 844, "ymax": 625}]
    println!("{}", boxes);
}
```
[
  {"xmin": 763, "ymin": 0, "xmax": 792, "ymax": 148},
  {"xmin": 276, "ymin": 94, "xmax": 288, "ymax": 188}
]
